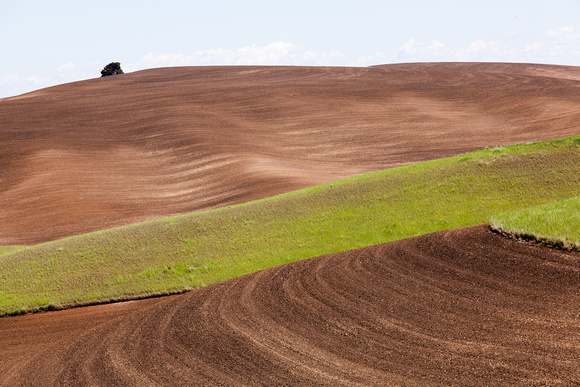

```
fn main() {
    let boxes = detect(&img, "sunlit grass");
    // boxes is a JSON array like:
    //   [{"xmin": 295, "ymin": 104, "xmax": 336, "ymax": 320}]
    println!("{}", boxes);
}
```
[
  {"xmin": 491, "ymin": 195, "xmax": 580, "ymax": 250},
  {"xmin": 1, "ymin": 135, "xmax": 579, "ymax": 316},
  {"xmin": 0, "ymin": 246, "xmax": 25, "ymax": 257}
]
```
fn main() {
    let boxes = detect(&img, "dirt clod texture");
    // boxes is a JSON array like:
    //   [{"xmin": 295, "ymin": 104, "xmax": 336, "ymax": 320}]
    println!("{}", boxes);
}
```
[{"xmin": 1, "ymin": 226, "xmax": 579, "ymax": 385}]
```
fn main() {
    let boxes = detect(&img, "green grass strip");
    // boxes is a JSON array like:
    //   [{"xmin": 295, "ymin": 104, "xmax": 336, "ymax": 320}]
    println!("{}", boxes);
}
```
[
  {"xmin": 0, "ymin": 246, "xmax": 26, "ymax": 257},
  {"xmin": 491, "ymin": 195, "xmax": 580, "ymax": 251},
  {"xmin": 1, "ymin": 135, "xmax": 580, "ymax": 316}
]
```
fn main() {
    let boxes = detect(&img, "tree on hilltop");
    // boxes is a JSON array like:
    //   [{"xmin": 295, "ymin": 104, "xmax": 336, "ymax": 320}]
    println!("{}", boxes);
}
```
[{"xmin": 101, "ymin": 62, "xmax": 124, "ymax": 77}]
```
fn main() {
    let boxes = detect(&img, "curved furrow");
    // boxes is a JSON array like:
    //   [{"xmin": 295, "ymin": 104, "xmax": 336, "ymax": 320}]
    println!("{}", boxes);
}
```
[{"xmin": 4, "ymin": 225, "xmax": 579, "ymax": 385}]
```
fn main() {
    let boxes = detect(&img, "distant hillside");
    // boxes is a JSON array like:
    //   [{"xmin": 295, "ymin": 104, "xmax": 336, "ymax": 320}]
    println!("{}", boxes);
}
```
[{"xmin": 1, "ymin": 63, "xmax": 580, "ymax": 244}]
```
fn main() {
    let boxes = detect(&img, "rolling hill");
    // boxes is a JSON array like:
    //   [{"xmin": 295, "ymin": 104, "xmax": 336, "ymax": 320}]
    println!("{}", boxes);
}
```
[
  {"xmin": 1, "ymin": 62, "xmax": 579, "ymax": 385},
  {"xmin": 2, "ymin": 63, "xmax": 580, "ymax": 244},
  {"xmin": 2, "ymin": 226, "xmax": 579, "ymax": 385}
]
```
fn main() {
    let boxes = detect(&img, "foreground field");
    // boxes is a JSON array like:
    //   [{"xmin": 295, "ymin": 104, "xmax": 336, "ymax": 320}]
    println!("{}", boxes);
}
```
[
  {"xmin": 2, "ymin": 225, "xmax": 578, "ymax": 385},
  {"xmin": 1, "ymin": 136, "xmax": 579, "ymax": 316},
  {"xmin": 2, "ymin": 63, "xmax": 580, "ymax": 244}
]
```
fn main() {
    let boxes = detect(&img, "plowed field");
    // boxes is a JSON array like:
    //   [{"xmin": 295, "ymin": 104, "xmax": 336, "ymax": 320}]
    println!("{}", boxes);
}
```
[
  {"xmin": 1, "ymin": 63, "xmax": 580, "ymax": 385},
  {"xmin": 1, "ymin": 226, "xmax": 579, "ymax": 385},
  {"xmin": 2, "ymin": 63, "xmax": 580, "ymax": 244}
]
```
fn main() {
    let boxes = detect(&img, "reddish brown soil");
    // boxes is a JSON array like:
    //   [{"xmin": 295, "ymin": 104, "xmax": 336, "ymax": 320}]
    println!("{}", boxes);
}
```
[
  {"xmin": 1, "ymin": 225, "xmax": 579, "ymax": 385},
  {"xmin": 2, "ymin": 63, "xmax": 580, "ymax": 244},
  {"xmin": 2, "ymin": 63, "xmax": 580, "ymax": 385}
]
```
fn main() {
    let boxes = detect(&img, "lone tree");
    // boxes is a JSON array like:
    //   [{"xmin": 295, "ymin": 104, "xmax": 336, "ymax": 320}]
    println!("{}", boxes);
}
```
[{"xmin": 100, "ymin": 62, "xmax": 124, "ymax": 77}]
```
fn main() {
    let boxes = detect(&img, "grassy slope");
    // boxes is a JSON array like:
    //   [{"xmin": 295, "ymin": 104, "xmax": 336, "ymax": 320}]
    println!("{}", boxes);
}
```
[
  {"xmin": 1, "ymin": 136, "xmax": 580, "ymax": 315},
  {"xmin": 0, "ymin": 247, "xmax": 25, "ymax": 256},
  {"xmin": 491, "ymin": 195, "xmax": 580, "ymax": 250}
]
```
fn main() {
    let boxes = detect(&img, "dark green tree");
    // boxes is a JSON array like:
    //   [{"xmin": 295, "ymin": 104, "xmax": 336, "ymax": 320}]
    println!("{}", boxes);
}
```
[{"xmin": 100, "ymin": 62, "xmax": 124, "ymax": 77}]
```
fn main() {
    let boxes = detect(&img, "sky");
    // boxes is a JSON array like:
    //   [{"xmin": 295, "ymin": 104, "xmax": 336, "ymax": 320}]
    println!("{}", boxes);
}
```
[{"xmin": 1, "ymin": 0, "xmax": 579, "ymax": 98}]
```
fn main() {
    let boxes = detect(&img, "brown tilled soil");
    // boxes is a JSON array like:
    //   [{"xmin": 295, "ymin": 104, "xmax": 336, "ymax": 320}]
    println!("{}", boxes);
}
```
[
  {"xmin": 2, "ymin": 63, "xmax": 580, "ymax": 244},
  {"xmin": 1, "ymin": 225, "xmax": 579, "ymax": 385},
  {"xmin": 2, "ymin": 63, "xmax": 580, "ymax": 385}
]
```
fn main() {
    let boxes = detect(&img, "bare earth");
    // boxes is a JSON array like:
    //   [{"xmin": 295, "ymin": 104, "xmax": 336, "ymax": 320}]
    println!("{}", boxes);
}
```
[
  {"xmin": 1, "ymin": 63, "xmax": 580, "ymax": 385},
  {"xmin": 2, "ymin": 63, "xmax": 580, "ymax": 244},
  {"xmin": 1, "ymin": 226, "xmax": 579, "ymax": 385}
]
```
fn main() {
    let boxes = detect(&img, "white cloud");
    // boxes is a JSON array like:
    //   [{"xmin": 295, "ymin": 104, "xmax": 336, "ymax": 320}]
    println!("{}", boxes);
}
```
[
  {"xmin": 4, "ymin": 29, "xmax": 580, "ymax": 99},
  {"xmin": 522, "ymin": 25, "xmax": 580, "ymax": 63},
  {"xmin": 352, "ymin": 52, "xmax": 389, "ymax": 67},
  {"xmin": 129, "ymin": 41, "xmax": 347, "ymax": 71},
  {"xmin": 0, "ymin": 75, "xmax": 19, "ymax": 86},
  {"xmin": 547, "ymin": 26, "xmax": 574, "ymax": 37},
  {"xmin": 57, "ymin": 62, "xmax": 76, "ymax": 72},
  {"xmin": 392, "ymin": 25, "xmax": 580, "ymax": 65},
  {"xmin": 453, "ymin": 40, "xmax": 516, "ymax": 62},
  {"xmin": 0, "ymin": 74, "xmax": 55, "ymax": 98},
  {"xmin": 0, "ymin": 74, "xmax": 52, "ymax": 88},
  {"xmin": 302, "ymin": 50, "xmax": 346, "ymax": 65},
  {"xmin": 0, "ymin": 62, "xmax": 98, "ymax": 98},
  {"xmin": 395, "ymin": 39, "xmax": 453, "ymax": 62}
]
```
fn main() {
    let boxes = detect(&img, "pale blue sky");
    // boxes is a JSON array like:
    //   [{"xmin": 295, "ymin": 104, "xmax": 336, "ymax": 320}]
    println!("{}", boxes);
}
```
[{"xmin": 1, "ymin": 0, "xmax": 579, "ymax": 98}]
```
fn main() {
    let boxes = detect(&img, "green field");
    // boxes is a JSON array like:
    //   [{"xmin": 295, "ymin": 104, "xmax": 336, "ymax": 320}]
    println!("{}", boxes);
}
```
[
  {"xmin": 491, "ymin": 195, "xmax": 580, "ymax": 251},
  {"xmin": 0, "ymin": 246, "xmax": 25, "ymax": 257},
  {"xmin": 1, "ymin": 136, "xmax": 579, "ymax": 316}
]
